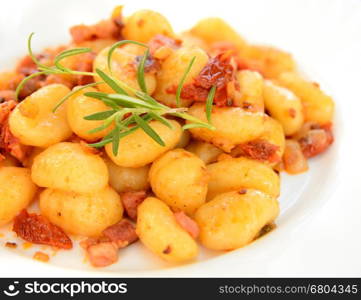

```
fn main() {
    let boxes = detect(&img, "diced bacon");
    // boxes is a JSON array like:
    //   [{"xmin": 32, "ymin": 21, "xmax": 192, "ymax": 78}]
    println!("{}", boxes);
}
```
[
  {"xmin": 13, "ymin": 210, "xmax": 73, "ymax": 250},
  {"xmin": 0, "ymin": 90, "xmax": 16, "ymax": 103},
  {"xmin": 283, "ymin": 139, "xmax": 308, "ymax": 174},
  {"xmin": 85, "ymin": 242, "xmax": 119, "ymax": 268},
  {"xmin": 81, "ymin": 219, "xmax": 137, "ymax": 267},
  {"xmin": 102, "ymin": 219, "xmax": 138, "ymax": 247},
  {"xmin": 16, "ymin": 55, "xmax": 38, "ymax": 76},
  {"xmin": 174, "ymin": 211, "xmax": 199, "ymax": 239},
  {"xmin": 73, "ymin": 52, "xmax": 96, "ymax": 85},
  {"xmin": 121, "ymin": 191, "xmax": 147, "ymax": 220},
  {"xmin": 70, "ymin": 19, "xmax": 122, "ymax": 44},
  {"xmin": 0, "ymin": 101, "xmax": 30, "ymax": 161},
  {"xmin": 236, "ymin": 139, "xmax": 280, "ymax": 163},
  {"xmin": 298, "ymin": 124, "xmax": 334, "ymax": 158}
]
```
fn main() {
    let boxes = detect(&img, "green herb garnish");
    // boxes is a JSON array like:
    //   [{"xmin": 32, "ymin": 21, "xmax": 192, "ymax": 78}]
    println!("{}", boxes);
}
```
[{"xmin": 17, "ymin": 33, "xmax": 215, "ymax": 156}]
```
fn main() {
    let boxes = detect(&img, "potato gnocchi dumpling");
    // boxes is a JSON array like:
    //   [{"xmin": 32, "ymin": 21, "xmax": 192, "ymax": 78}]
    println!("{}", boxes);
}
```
[
  {"xmin": 104, "ymin": 156, "xmax": 150, "ymax": 193},
  {"xmin": 0, "ymin": 167, "xmax": 37, "ymax": 226},
  {"xmin": 153, "ymin": 46, "xmax": 209, "ymax": 107},
  {"xmin": 233, "ymin": 70, "xmax": 264, "ymax": 112},
  {"xmin": 67, "ymin": 87, "xmax": 113, "ymax": 142},
  {"xmin": 123, "ymin": 10, "xmax": 174, "ymax": 43},
  {"xmin": 263, "ymin": 80, "xmax": 304, "ymax": 136},
  {"xmin": 31, "ymin": 142, "xmax": 108, "ymax": 193},
  {"xmin": 188, "ymin": 103, "xmax": 285, "ymax": 158},
  {"xmin": 207, "ymin": 157, "xmax": 280, "ymax": 200},
  {"xmin": 195, "ymin": 190, "xmax": 279, "ymax": 250},
  {"xmin": 190, "ymin": 17, "xmax": 247, "ymax": 51},
  {"xmin": 94, "ymin": 44, "xmax": 157, "ymax": 95},
  {"xmin": 39, "ymin": 186, "xmax": 123, "ymax": 237},
  {"xmin": 137, "ymin": 197, "xmax": 199, "ymax": 263},
  {"xmin": 9, "ymin": 84, "xmax": 72, "ymax": 147},
  {"xmin": 149, "ymin": 149, "xmax": 209, "ymax": 214},
  {"xmin": 277, "ymin": 72, "xmax": 334, "ymax": 125},
  {"xmin": 185, "ymin": 141, "xmax": 223, "ymax": 165},
  {"xmin": 106, "ymin": 120, "xmax": 182, "ymax": 167}
]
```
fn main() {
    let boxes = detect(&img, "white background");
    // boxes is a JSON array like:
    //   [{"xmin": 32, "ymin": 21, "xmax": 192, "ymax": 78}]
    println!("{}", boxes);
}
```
[{"xmin": 0, "ymin": 0, "xmax": 360, "ymax": 277}]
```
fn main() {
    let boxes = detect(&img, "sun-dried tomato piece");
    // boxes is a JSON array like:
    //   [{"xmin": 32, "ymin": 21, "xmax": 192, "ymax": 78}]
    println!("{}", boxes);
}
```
[
  {"xmin": 13, "ymin": 210, "xmax": 73, "ymax": 250},
  {"xmin": 194, "ymin": 53, "xmax": 234, "ymax": 90},
  {"xmin": 237, "ymin": 139, "xmax": 280, "ymax": 163}
]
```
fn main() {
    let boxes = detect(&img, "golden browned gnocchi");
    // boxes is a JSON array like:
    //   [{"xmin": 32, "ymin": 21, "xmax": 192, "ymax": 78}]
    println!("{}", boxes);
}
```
[
  {"xmin": 207, "ymin": 157, "xmax": 280, "ymax": 200},
  {"xmin": 233, "ymin": 70, "xmax": 264, "ymax": 112},
  {"xmin": 188, "ymin": 103, "xmax": 285, "ymax": 159},
  {"xmin": 94, "ymin": 44, "xmax": 157, "ymax": 95},
  {"xmin": 0, "ymin": 167, "xmax": 37, "ymax": 226},
  {"xmin": 149, "ymin": 149, "xmax": 209, "ymax": 214},
  {"xmin": 123, "ymin": 10, "xmax": 174, "ymax": 43},
  {"xmin": 263, "ymin": 80, "xmax": 304, "ymax": 136},
  {"xmin": 106, "ymin": 120, "xmax": 182, "ymax": 167},
  {"xmin": 277, "ymin": 72, "xmax": 334, "ymax": 125},
  {"xmin": 153, "ymin": 46, "xmax": 209, "ymax": 107},
  {"xmin": 137, "ymin": 197, "xmax": 198, "ymax": 262},
  {"xmin": 104, "ymin": 156, "xmax": 150, "ymax": 193},
  {"xmin": 9, "ymin": 84, "xmax": 72, "ymax": 147},
  {"xmin": 0, "ymin": 5, "xmax": 336, "ymax": 268},
  {"xmin": 185, "ymin": 141, "xmax": 223, "ymax": 164},
  {"xmin": 67, "ymin": 87, "xmax": 113, "ymax": 142},
  {"xmin": 31, "ymin": 142, "xmax": 108, "ymax": 193},
  {"xmin": 195, "ymin": 190, "xmax": 279, "ymax": 250},
  {"xmin": 190, "ymin": 17, "xmax": 247, "ymax": 51},
  {"xmin": 39, "ymin": 186, "xmax": 123, "ymax": 237}
]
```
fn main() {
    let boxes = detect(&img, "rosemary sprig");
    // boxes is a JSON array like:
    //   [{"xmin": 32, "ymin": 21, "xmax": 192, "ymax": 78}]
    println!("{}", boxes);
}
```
[
  {"xmin": 206, "ymin": 85, "xmax": 216, "ymax": 124},
  {"xmin": 176, "ymin": 56, "xmax": 196, "ymax": 107},
  {"xmin": 17, "ymin": 33, "xmax": 216, "ymax": 156}
]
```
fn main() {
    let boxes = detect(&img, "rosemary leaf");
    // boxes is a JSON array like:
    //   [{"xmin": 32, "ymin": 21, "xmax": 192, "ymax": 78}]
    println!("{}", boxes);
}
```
[
  {"xmin": 15, "ymin": 71, "xmax": 47, "ymax": 101},
  {"xmin": 147, "ymin": 111, "xmax": 173, "ymax": 129},
  {"xmin": 112, "ymin": 126, "xmax": 121, "ymax": 155},
  {"xmin": 107, "ymin": 40, "xmax": 148, "ymax": 73},
  {"xmin": 52, "ymin": 81, "xmax": 103, "ymax": 112},
  {"xmin": 137, "ymin": 48, "xmax": 149, "ymax": 94},
  {"xmin": 133, "ymin": 114, "xmax": 165, "ymax": 146},
  {"xmin": 54, "ymin": 48, "xmax": 92, "ymax": 72},
  {"xmin": 84, "ymin": 110, "xmax": 116, "ymax": 120},
  {"xmin": 182, "ymin": 123, "xmax": 215, "ymax": 130},
  {"xmin": 205, "ymin": 85, "xmax": 216, "ymax": 124},
  {"xmin": 95, "ymin": 68, "xmax": 128, "ymax": 95},
  {"xmin": 176, "ymin": 56, "xmax": 196, "ymax": 107}
]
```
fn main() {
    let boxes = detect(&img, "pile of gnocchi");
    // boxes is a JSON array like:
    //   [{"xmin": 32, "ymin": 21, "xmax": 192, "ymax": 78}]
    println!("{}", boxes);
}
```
[{"xmin": 0, "ymin": 6, "xmax": 334, "ymax": 267}]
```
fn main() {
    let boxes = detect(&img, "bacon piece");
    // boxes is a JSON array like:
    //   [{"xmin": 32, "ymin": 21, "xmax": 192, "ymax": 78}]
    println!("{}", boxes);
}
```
[
  {"xmin": 102, "ymin": 219, "xmax": 138, "ymax": 247},
  {"xmin": 74, "ymin": 52, "xmax": 96, "ymax": 85},
  {"xmin": 16, "ymin": 55, "xmax": 38, "ymax": 76},
  {"xmin": 237, "ymin": 139, "xmax": 280, "ymax": 163},
  {"xmin": 283, "ymin": 139, "xmax": 308, "ymax": 174},
  {"xmin": 70, "ymin": 19, "xmax": 122, "ymax": 44},
  {"xmin": 298, "ymin": 123, "xmax": 334, "ymax": 158},
  {"xmin": 81, "ymin": 219, "xmax": 137, "ymax": 267},
  {"xmin": 174, "ymin": 211, "xmax": 199, "ymax": 239},
  {"xmin": 0, "ymin": 101, "xmax": 30, "ymax": 161},
  {"xmin": 84, "ymin": 242, "xmax": 119, "ymax": 268},
  {"xmin": 13, "ymin": 210, "xmax": 73, "ymax": 249},
  {"xmin": 0, "ymin": 90, "xmax": 16, "ymax": 103},
  {"xmin": 121, "ymin": 191, "xmax": 147, "ymax": 220}
]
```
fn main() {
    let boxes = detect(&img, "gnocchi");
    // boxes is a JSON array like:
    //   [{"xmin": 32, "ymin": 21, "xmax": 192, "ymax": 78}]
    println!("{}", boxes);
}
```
[
  {"xmin": 0, "ymin": 167, "xmax": 37, "ymax": 226},
  {"xmin": 137, "ymin": 197, "xmax": 199, "ymax": 262},
  {"xmin": 40, "ymin": 186, "xmax": 123, "ymax": 237},
  {"xmin": 149, "ymin": 149, "xmax": 209, "ymax": 214},
  {"xmin": 105, "ymin": 120, "xmax": 182, "ymax": 167},
  {"xmin": 9, "ymin": 84, "xmax": 72, "ymax": 147},
  {"xmin": 195, "ymin": 190, "xmax": 279, "ymax": 250},
  {"xmin": 31, "ymin": 142, "xmax": 108, "ymax": 193}
]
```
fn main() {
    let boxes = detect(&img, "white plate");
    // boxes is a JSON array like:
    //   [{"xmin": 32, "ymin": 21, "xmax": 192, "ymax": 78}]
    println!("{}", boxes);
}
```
[{"xmin": 0, "ymin": 0, "xmax": 360, "ymax": 277}]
